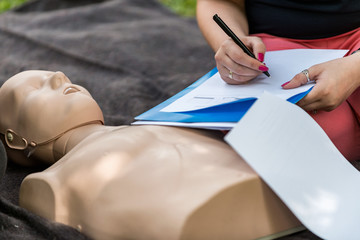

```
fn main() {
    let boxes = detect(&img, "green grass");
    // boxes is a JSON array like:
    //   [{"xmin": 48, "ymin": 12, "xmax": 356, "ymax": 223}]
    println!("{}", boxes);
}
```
[
  {"xmin": 0, "ymin": 0, "xmax": 28, "ymax": 13},
  {"xmin": 159, "ymin": 0, "xmax": 196, "ymax": 17},
  {"xmin": 0, "ymin": 0, "xmax": 197, "ymax": 17}
]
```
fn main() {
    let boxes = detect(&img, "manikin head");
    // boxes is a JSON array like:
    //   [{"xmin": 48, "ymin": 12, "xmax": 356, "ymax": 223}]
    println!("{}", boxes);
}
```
[{"xmin": 0, "ymin": 70, "xmax": 104, "ymax": 165}]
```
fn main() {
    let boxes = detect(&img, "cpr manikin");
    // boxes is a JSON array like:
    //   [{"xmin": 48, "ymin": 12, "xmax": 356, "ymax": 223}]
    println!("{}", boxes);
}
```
[{"xmin": 0, "ymin": 71, "xmax": 302, "ymax": 240}]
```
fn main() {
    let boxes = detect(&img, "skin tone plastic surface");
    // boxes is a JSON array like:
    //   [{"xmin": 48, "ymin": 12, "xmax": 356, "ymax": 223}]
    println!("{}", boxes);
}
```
[{"xmin": 0, "ymin": 71, "xmax": 302, "ymax": 240}]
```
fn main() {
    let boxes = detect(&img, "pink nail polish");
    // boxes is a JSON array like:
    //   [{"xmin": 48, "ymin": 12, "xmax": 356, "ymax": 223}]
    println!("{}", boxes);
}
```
[
  {"xmin": 258, "ymin": 65, "xmax": 269, "ymax": 72},
  {"xmin": 281, "ymin": 81, "xmax": 290, "ymax": 87},
  {"xmin": 258, "ymin": 53, "xmax": 264, "ymax": 62}
]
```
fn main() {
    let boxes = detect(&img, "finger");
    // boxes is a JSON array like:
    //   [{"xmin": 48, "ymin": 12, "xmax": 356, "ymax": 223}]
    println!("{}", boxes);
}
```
[
  {"xmin": 301, "ymin": 101, "xmax": 332, "ymax": 112},
  {"xmin": 231, "ymin": 51, "xmax": 268, "ymax": 74},
  {"xmin": 297, "ymin": 98, "xmax": 322, "ymax": 111},
  {"xmin": 224, "ymin": 39, "xmax": 268, "ymax": 73},
  {"xmin": 297, "ymin": 89, "xmax": 326, "ymax": 111},
  {"xmin": 217, "ymin": 53, "xmax": 264, "ymax": 84},
  {"xmin": 300, "ymin": 97, "xmax": 340, "ymax": 112},
  {"xmin": 225, "ymin": 57, "xmax": 264, "ymax": 82},
  {"xmin": 295, "ymin": 82, "xmax": 321, "ymax": 106},
  {"xmin": 217, "ymin": 64, "xmax": 237, "ymax": 84},
  {"xmin": 215, "ymin": 39, "xmax": 267, "ymax": 84},
  {"xmin": 245, "ymin": 37, "xmax": 267, "ymax": 62},
  {"xmin": 215, "ymin": 46, "xmax": 242, "ymax": 84},
  {"xmin": 282, "ymin": 70, "xmax": 313, "ymax": 89},
  {"xmin": 296, "ymin": 83, "xmax": 338, "ymax": 111},
  {"xmin": 218, "ymin": 64, "xmax": 253, "ymax": 84}
]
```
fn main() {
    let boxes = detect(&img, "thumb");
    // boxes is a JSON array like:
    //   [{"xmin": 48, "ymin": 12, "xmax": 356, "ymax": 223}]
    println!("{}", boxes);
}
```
[{"xmin": 282, "ymin": 69, "xmax": 314, "ymax": 89}]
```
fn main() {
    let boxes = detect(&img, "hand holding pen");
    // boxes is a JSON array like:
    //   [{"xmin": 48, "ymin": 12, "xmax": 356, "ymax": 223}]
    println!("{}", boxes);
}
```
[{"xmin": 212, "ymin": 14, "xmax": 270, "ymax": 84}]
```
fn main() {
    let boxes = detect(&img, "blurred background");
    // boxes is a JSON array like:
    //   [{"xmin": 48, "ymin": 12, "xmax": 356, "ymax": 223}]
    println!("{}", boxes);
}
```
[
  {"xmin": 0, "ymin": 0, "xmax": 197, "ymax": 16},
  {"xmin": 160, "ymin": 0, "xmax": 196, "ymax": 17},
  {"xmin": 0, "ymin": 0, "xmax": 27, "ymax": 13}
]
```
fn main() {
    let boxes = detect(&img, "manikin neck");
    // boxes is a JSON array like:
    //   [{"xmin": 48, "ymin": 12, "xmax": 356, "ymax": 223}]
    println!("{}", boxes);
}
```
[{"xmin": 52, "ymin": 123, "xmax": 107, "ymax": 161}]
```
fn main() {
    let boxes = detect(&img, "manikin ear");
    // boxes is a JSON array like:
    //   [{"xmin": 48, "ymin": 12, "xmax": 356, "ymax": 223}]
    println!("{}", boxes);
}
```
[
  {"xmin": 5, "ymin": 129, "xmax": 28, "ymax": 150},
  {"xmin": 0, "ymin": 134, "xmax": 39, "ymax": 167}
]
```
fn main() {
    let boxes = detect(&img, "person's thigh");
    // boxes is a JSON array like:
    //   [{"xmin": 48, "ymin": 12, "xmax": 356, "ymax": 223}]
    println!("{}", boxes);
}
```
[{"xmin": 310, "ymin": 102, "xmax": 360, "ymax": 161}]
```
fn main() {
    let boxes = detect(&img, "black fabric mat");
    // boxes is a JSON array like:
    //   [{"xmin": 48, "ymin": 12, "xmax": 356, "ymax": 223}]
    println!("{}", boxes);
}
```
[{"xmin": 0, "ymin": 0, "xmax": 357, "ymax": 239}]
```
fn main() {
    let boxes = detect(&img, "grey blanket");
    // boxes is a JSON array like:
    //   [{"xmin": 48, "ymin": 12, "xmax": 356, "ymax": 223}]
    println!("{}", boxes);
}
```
[{"xmin": 0, "ymin": 0, "xmax": 339, "ymax": 239}]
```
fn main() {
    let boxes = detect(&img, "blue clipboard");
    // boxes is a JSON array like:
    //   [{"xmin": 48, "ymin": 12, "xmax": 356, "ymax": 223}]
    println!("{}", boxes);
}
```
[{"xmin": 135, "ymin": 68, "xmax": 311, "ymax": 123}]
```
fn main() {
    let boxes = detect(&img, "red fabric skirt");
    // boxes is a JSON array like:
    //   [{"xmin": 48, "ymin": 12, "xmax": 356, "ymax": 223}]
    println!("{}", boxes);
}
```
[{"xmin": 253, "ymin": 28, "xmax": 360, "ymax": 161}]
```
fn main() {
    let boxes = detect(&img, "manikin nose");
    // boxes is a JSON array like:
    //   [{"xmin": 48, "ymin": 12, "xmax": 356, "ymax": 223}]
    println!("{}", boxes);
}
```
[{"xmin": 48, "ymin": 72, "xmax": 69, "ymax": 90}]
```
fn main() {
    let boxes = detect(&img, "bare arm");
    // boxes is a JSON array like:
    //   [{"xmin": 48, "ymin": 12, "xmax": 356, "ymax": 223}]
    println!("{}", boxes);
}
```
[
  {"xmin": 196, "ymin": 0, "xmax": 248, "ymax": 51},
  {"xmin": 196, "ymin": 0, "xmax": 268, "ymax": 84}
]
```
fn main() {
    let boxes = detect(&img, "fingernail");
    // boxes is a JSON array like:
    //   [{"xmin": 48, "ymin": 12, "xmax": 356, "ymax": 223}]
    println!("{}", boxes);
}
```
[
  {"xmin": 258, "ymin": 65, "xmax": 269, "ymax": 72},
  {"xmin": 281, "ymin": 81, "xmax": 290, "ymax": 87},
  {"xmin": 258, "ymin": 53, "xmax": 264, "ymax": 62}
]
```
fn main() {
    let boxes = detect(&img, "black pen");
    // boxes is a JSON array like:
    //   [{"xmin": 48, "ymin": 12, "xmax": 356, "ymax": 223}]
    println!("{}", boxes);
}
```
[{"xmin": 213, "ymin": 14, "xmax": 271, "ymax": 77}]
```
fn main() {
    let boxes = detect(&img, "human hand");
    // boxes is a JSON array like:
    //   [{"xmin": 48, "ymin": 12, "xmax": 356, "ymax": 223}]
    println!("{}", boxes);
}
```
[
  {"xmin": 215, "ymin": 36, "xmax": 269, "ymax": 84},
  {"xmin": 282, "ymin": 54, "xmax": 360, "ymax": 111}
]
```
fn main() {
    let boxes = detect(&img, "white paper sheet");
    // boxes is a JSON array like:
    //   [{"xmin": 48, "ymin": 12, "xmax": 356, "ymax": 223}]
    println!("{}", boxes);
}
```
[
  {"xmin": 161, "ymin": 49, "xmax": 348, "ymax": 113},
  {"xmin": 225, "ymin": 93, "xmax": 360, "ymax": 240}
]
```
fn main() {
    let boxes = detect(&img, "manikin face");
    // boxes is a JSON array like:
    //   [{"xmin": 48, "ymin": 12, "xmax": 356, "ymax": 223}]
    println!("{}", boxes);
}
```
[{"xmin": 0, "ymin": 70, "xmax": 104, "ymax": 148}]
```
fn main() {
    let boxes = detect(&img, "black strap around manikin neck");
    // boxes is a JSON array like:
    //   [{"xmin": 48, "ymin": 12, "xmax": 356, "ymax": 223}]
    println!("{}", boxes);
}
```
[{"xmin": 3, "ymin": 120, "xmax": 103, "ymax": 159}]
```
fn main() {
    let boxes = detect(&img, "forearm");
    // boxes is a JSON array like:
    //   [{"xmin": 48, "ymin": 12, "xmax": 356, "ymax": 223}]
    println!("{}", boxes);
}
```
[{"xmin": 196, "ymin": 0, "xmax": 249, "ymax": 52}]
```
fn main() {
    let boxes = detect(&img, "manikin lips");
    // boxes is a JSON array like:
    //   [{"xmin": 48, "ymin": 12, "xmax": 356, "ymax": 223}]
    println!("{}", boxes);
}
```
[{"xmin": 63, "ymin": 86, "xmax": 80, "ymax": 95}]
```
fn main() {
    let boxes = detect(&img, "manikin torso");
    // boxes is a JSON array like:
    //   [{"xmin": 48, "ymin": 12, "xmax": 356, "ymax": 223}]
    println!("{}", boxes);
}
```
[
  {"xmin": 21, "ymin": 125, "xmax": 301, "ymax": 240},
  {"xmin": 0, "ymin": 71, "xmax": 301, "ymax": 240}
]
